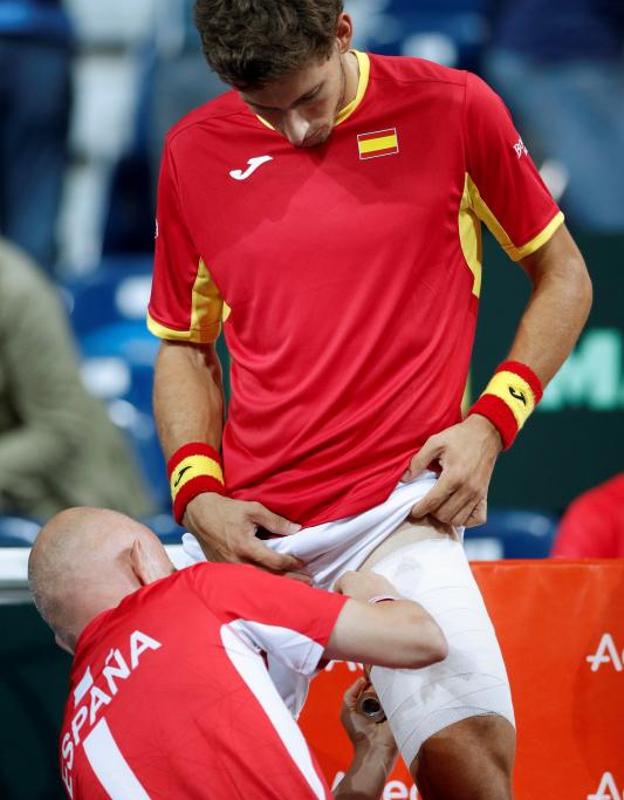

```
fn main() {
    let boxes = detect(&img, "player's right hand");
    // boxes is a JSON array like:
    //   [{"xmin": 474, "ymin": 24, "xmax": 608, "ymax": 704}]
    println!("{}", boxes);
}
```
[
  {"xmin": 183, "ymin": 492, "xmax": 306, "ymax": 576},
  {"xmin": 334, "ymin": 570, "xmax": 399, "ymax": 603}
]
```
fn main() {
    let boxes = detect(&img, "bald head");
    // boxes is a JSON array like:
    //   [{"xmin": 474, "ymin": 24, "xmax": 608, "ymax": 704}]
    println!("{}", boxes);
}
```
[{"xmin": 29, "ymin": 508, "xmax": 174, "ymax": 652}]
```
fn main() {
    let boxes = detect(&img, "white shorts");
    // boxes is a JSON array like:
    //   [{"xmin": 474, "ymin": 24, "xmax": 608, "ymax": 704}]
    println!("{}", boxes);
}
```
[
  {"xmin": 182, "ymin": 473, "xmax": 515, "ymax": 758},
  {"xmin": 182, "ymin": 472, "xmax": 440, "ymax": 590}
]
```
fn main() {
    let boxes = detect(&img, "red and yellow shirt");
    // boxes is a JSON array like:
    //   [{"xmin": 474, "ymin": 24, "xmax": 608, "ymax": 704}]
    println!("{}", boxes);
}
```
[{"xmin": 148, "ymin": 52, "xmax": 563, "ymax": 526}]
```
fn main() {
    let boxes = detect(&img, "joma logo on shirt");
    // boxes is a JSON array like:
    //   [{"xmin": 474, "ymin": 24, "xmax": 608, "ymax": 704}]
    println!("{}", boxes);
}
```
[{"xmin": 61, "ymin": 630, "xmax": 162, "ymax": 797}]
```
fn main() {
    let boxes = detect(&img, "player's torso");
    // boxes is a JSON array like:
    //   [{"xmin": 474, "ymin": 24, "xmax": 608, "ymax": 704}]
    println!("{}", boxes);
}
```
[
  {"xmin": 59, "ymin": 573, "xmax": 328, "ymax": 800},
  {"xmin": 176, "ymin": 55, "xmax": 470, "ymax": 349},
  {"xmin": 168, "ymin": 55, "xmax": 479, "ymax": 522}
]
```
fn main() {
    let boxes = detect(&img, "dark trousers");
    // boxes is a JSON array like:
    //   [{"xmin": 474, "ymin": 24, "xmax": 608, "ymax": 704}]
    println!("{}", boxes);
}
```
[{"xmin": 0, "ymin": 38, "xmax": 71, "ymax": 271}]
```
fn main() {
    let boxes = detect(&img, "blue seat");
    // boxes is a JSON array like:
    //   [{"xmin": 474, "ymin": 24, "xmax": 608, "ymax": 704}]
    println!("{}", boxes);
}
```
[
  {"xmin": 0, "ymin": 517, "xmax": 41, "ymax": 547},
  {"xmin": 354, "ymin": 0, "xmax": 489, "ymax": 70},
  {"xmin": 144, "ymin": 514, "xmax": 186, "ymax": 545},
  {"xmin": 464, "ymin": 509, "xmax": 559, "ymax": 559},
  {"xmin": 80, "ymin": 321, "xmax": 159, "ymax": 367},
  {"xmin": 65, "ymin": 257, "xmax": 153, "ymax": 337}
]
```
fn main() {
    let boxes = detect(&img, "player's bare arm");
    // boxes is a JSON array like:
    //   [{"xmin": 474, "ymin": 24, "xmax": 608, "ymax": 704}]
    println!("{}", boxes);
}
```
[
  {"xmin": 334, "ymin": 678, "xmax": 398, "ymax": 800},
  {"xmin": 405, "ymin": 223, "xmax": 592, "ymax": 528},
  {"xmin": 325, "ymin": 570, "xmax": 448, "ymax": 668},
  {"xmin": 153, "ymin": 340, "xmax": 304, "ymax": 573}
]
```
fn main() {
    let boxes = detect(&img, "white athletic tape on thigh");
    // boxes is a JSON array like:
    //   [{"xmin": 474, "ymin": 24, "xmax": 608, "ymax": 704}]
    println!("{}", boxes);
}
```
[{"xmin": 369, "ymin": 538, "xmax": 515, "ymax": 765}]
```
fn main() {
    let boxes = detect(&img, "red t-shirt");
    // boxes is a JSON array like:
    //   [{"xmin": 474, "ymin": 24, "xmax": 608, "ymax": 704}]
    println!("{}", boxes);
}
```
[
  {"xmin": 148, "ymin": 51, "xmax": 563, "ymax": 526},
  {"xmin": 551, "ymin": 474, "xmax": 624, "ymax": 558},
  {"xmin": 59, "ymin": 564, "xmax": 347, "ymax": 799}
]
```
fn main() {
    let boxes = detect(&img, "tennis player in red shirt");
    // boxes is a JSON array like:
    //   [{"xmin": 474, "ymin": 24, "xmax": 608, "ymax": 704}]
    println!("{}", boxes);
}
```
[
  {"xmin": 147, "ymin": 2, "xmax": 592, "ymax": 796},
  {"xmin": 28, "ymin": 508, "xmax": 445, "ymax": 800}
]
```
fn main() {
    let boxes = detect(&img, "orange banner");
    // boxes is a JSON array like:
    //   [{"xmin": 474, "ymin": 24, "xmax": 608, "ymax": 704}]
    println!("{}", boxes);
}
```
[{"xmin": 300, "ymin": 560, "xmax": 624, "ymax": 799}]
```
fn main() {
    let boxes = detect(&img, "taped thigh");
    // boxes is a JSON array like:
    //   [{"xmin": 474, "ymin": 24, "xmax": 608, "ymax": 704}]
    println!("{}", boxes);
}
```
[{"xmin": 369, "ymin": 538, "xmax": 515, "ymax": 766}]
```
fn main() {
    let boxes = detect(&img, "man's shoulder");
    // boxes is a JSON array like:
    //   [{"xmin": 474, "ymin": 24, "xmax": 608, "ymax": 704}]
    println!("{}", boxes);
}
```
[
  {"xmin": 368, "ymin": 51, "xmax": 467, "ymax": 91},
  {"xmin": 164, "ymin": 89, "xmax": 250, "ymax": 148}
]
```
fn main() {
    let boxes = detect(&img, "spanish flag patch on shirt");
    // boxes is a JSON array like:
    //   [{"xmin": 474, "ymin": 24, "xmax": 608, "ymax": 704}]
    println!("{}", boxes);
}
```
[{"xmin": 357, "ymin": 128, "xmax": 399, "ymax": 159}]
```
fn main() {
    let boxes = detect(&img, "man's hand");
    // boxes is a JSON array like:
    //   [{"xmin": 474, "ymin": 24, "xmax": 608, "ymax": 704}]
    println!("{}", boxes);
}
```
[
  {"xmin": 340, "ymin": 678, "xmax": 397, "ymax": 753},
  {"xmin": 334, "ymin": 571, "xmax": 399, "ymax": 603},
  {"xmin": 183, "ymin": 492, "xmax": 306, "ymax": 575},
  {"xmin": 334, "ymin": 678, "xmax": 398, "ymax": 800},
  {"xmin": 403, "ymin": 414, "xmax": 503, "ymax": 528}
]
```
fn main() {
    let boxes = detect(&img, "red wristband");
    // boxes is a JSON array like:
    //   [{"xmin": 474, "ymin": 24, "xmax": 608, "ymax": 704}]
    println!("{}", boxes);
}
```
[
  {"xmin": 167, "ymin": 443, "xmax": 225, "ymax": 525},
  {"xmin": 468, "ymin": 361, "xmax": 543, "ymax": 450}
]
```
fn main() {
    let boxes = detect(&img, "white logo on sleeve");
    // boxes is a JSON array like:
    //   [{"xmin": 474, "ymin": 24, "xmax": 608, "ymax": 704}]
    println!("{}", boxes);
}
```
[
  {"xmin": 229, "ymin": 155, "xmax": 273, "ymax": 181},
  {"xmin": 513, "ymin": 137, "xmax": 528, "ymax": 159}
]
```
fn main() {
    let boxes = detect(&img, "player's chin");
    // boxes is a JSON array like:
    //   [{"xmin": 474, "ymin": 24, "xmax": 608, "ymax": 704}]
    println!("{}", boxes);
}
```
[{"xmin": 301, "ymin": 127, "xmax": 332, "ymax": 148}]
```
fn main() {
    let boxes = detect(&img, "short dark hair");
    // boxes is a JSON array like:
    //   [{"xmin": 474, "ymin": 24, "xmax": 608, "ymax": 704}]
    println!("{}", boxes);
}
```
[{"xmin": 194, "ymin": 0, "xmax": 344, "ymax": 89}]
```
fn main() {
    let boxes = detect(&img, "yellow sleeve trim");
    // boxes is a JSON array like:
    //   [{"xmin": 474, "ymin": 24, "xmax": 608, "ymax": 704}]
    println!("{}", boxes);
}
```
[
  {"xmin": 513, "ymin": 211, "xmax": 565, "ymax": 260},
  {"xmin": 482, "ymin": 371, "xmax": 536, "ymax": 429},
  {"xmin": 147, "ymin": 259, "xmax": 227, "ymax": 344},
  {"xmin": 171, "ymin": 455, "xmax": 224, "ymax": 499},
  {"xmin": 467, "ymin": 173, "xmax": 564, "ymax": 261},
  {"xmin": 146, "ymin": 311, "xmax": 220, "ymax": 343}
]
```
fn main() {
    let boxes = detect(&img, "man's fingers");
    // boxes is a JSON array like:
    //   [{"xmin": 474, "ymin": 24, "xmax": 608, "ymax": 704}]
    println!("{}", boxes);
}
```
[
  {"xmin": 283, "ymin": 570, "xmax": 313, "ymax": 585},
  {"xmin": 428, "ymin": 488, "xmax": 477, "ymax": 526},
  {"xmin": 465, "ymin": 498, "xmax": 488, "ymax": 528},
  {"xmin": 402, "ymin": 436, "xmax": 443, "ymax": 481},
  {"xmin": 198, "ymin": 539, "xmax": 243, "ymax": 564},
  {"xmin": 343, "ymin": 677, "xmax": 368, "ymax": 708},
  {"xmin": 250, "ymin": 503, "xmax": 302, "ymax": 536},
  {"xmin": 241, "ymin": 538, "xmax": 304, "ymax": 573},
  {"xmin": 408, "ymin": 478, "xmax": 456, "ymax": 519}
]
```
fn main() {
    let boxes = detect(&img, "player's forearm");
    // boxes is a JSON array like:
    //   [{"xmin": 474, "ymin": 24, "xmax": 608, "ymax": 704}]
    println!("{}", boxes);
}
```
[
  {"xmin": 153, "ymin": 341, "xmax": 224, "ymax": 459},
  {"xmin": 509, "ymin": 225, "xmax": 592, "ymax": 386},
  {"xmin": 326, "ymin": 597, "xmax": 447, "ymax": 669},
  {"xmin": 334, "ymin": 743, "xmax": 396, "ymax": 800}
]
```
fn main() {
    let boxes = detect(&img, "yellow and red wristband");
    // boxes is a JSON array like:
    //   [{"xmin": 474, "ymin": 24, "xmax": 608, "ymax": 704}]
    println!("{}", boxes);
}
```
[
  {"xmin": 167, "ymin": 443, "xmax": 225, "ymax": 525},
  {"xmin": 468, "ymin": 360, "xmax": 543, "ymax": 450}
]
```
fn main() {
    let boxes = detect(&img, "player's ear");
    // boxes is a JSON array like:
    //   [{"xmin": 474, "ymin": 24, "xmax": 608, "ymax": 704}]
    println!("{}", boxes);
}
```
[
  {"xmin": 336, "ymin": 12, "xmax": 353, "ymax": 53},
  {"xmin": 130, "ymin": 539, "xmax": 175, "ymax": 586}
]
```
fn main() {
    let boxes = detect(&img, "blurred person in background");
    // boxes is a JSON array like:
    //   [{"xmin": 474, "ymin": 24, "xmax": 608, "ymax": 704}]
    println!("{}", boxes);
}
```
[
  {"xmin": 0, "ymin": 0, "xmax": 73, "ymax": 272},
  {"xmin": 551, "ymin": 472, "xmax": 624, "ymax": 557},
  {"xmin": 0, "ymin": 238, "xmax": 153, "ymax": 520},
  {"xmin": 149, "ymin": 0, "xmax": 227, "ymax": 188},
  {"xmin": 28, "ymin": 507, "xmax": 443, "ymax": 799},
  {"xmin": 485, "ymin": 0, "xmax": 624, "ymax": 232}
]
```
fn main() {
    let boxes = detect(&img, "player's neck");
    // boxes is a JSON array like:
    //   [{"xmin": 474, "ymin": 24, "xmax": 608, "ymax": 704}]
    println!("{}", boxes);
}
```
[{"xmin": 340, "ymin": 50, "xmax": 360, "ymax": 113}]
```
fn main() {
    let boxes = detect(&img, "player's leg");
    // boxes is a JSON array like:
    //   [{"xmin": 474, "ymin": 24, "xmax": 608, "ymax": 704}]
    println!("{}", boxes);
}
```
[
  {"xmin": 359, "ymin": 525, "xmax": 516, "ymax": 800},
  {"xmin": 411, "ymin": 715, "xmax": 515, "ymax": 800}
]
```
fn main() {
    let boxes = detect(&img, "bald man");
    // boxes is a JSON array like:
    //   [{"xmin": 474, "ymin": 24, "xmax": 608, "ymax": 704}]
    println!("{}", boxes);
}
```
[{"xmin": 29, "ymin": 508, "xmax": 446, "ymax": 800}]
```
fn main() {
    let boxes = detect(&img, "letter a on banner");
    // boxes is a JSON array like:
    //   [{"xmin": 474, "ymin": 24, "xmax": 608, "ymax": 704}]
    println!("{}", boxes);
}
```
[
  {"xmin": 586, "ymin": 634, "xmax": 623, "ymax": 672},
  {"xmin": 587, "ymin": 772, "xmax": 622, "ymax": 800}
]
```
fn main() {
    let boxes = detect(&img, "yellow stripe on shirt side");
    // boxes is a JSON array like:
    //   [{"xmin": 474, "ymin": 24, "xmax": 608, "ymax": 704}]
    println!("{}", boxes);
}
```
[
  {"xmin": 147, "ymin": 259, "xmax": 228, "ymax": 344},
  {"xmin": 467, "ymin": 173, "xmax": 565, "ymax": 261}
]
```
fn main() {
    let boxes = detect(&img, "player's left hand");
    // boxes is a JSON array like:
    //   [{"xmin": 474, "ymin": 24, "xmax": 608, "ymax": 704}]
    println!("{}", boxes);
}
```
[
  {"xmin": 340, "ymin": 677, "xmax": 397, "ymax": 757},
  {"xmin": 403, "ymin": 414, "xmax": 503, "ymax": 528}
]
